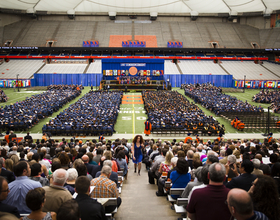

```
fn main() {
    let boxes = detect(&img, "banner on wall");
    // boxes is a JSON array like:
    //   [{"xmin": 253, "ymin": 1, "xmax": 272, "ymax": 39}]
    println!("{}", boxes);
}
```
[
  {"xmin": 0, "ymin": 79, "xmax": 30, "ymax": 88},
  {"xmin": 234, "ymin": 80, "xmax": 280, "ymax": 89}
]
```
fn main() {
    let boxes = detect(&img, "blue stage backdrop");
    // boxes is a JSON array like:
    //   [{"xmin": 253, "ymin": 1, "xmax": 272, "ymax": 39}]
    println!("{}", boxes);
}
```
[
  {"xmin": 164, "ymin": 74, "xmax": 233, "ymax": 88},
  {"xmin": 33, "ymin": 74, "xmax": 102, "ymax": 87},
  {"xmin": 102, "ymin": 58, "xmax": 164, "ymax": 79}
]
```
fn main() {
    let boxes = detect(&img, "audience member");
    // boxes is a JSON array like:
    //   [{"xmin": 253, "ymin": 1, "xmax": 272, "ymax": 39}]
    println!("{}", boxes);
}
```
[
  {"xmin": 3, "ymin": 161, "xmax": 42, "ymax": 214},
  {"xmin": 23, "ymin": 188, "xmax": 56, "ymax": 220},
  {"xmin": 0, "ymin": 176, "xmax": 20, "ymax": 218},
  {"xmin": 75, "ymin": 176, "xmax": 106, "ymax": 220},
  {"xmin": 90, "ymin": 165, "xmax": 121, "ymax": 213},
  {"xmin": 57, "ymin": 199, "xmax": 80, "ymax": 220},
  {"xmin": 227, "ymin": 188, "xmax": 269, "ymax": 220},
  {"xmin": 249, "ymin": 175, "xmax": 280, "ymax": 220},
  {"xmin": 0, "ymin": 157, "xmax": 15, "ymax": 183},
  {"xmin": 187, "ymin": 163, "xmax": 231, "ymax": 220},
  {"xmin": 226, "ymin": 159, "xmax": 257, "ymax": 191},
  {"xmin": 42, "ymin": 169, "xmax": 72, "ymax": 213}
]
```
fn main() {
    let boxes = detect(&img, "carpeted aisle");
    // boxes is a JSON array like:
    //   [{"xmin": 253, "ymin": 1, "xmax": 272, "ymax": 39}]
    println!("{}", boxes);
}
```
[{"xmin": 115, "ymin": 161, "xmax": 180, "ymax": 220}]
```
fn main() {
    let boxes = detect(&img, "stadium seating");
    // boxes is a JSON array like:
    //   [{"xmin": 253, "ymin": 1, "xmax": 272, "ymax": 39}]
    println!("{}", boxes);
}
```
[
  {"xmin": 0, "ymin": 59, "xmax": 45, "ymax": 79},
  {"xmin": 178, "ymin": 60, "xmax": 227, "ymax": 75},
  {"xmin": 164, "ymin": 60, "xmax": 180, "ymax": 74},
  {"xmin": 86, "ymin": 60, "xmax": 102, "ymax": 74},
  {"xmin": 38, "ymin": 64, "xmax": 87, "ymax": 74},
  {"xmin": 220, "ymin": 61, "xmax": 280, "ymax": 80},
  {"xmin": 262, "ymin": 61, "xmax": 280, "ymax": 78},
  {"xmin": 3, "ymin": 20, "xmax": 278, "ymax": 48}
]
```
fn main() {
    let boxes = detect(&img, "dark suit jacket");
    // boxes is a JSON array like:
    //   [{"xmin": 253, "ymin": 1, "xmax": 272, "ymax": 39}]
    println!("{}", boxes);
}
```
[
  {"xmin": 75, "ymin": 194, "xmax": 106, "ymax": 220},
  {"xmin": 0, "ymin": 202, "xmax": 20, "ymax": 218},
  {"xmin": 85, "ymin": 163, "xmax": 101, "ymax": 178},
  {"xmin": 226, "ymin": 173, "xmax": 257, "ymax": 191},
  {"xmin": 0, "ymin": 168, "xmax": 15, "ymax": 183}
]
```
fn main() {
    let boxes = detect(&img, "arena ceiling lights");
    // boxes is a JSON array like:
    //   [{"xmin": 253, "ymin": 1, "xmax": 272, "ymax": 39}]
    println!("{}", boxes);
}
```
[{"xmin": 0, "ymin": 0, "xmax": 280, "ymax": 15}]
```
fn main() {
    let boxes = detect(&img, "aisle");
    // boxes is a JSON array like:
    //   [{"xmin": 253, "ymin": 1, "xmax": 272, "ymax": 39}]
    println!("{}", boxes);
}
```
[{"xmin": 115, "ymin": 161, "xmax": 179, "ymax": 220}]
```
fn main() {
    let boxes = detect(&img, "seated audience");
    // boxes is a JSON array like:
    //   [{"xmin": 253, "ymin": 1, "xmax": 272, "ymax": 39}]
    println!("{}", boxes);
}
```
[
  {"xmin": 0, "ymin": 176, "xmax": 20, "ymax": 218},
  {"xmin": 90, "ymin": 165, "xmax": 121, "ymax": 213},
  {"xmin": 57, "ymin": 200, "xmax": 80, "ymax": 220},
  {"xmin": 0, "ymin": 157, "xmax": 15, "ymax": 183},
  {"xmin": 23, "ymin": 188, "xmax": 56, "ymax": 220},
  {"xmin": 170, "ymin": 158, "xmax": 191, "ymax": 199},
  {"xmin": 42, "ymin": 169, "xmax": 72, "ymax": 213},
  {"xmin": 249, "ymin": 175, "xmax": 280, "ymax": 220},
  {"xmin": 187, "ymin": 163, "xmax": 231, "ymax": 220},
  {"xmin": 227, "ymin": 188, "xmax": 269, "ymax": 220},
  {"xmin": 29, "ymin": 163, "xmax": 49, "ymax": 187},
  {"xmin": 75, "ymin": 176, "xmax": 106, "ymax": 220},
  {"xmin": 3, "ymin": 161, "xmax": 42, "ymax": 214}
]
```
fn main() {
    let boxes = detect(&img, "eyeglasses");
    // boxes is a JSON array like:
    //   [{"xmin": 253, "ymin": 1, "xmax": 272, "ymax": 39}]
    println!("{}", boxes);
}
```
[
  {"xmin": 225, "ymin": 200, "xmax": 228, "ymax": 205},
  {"xmin": 251, "ymin": 181, "xmax": 256, "ymax": 186},
  {"xmin": 1, "ymin": 188, "xmax": 9, "ymax": 192}
]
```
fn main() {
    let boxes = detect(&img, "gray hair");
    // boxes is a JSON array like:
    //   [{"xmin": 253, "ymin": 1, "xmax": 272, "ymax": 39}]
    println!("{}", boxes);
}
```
[
  {"xmin": 101, "ymin": 165, "xmax": 112, "ymax": 175},
  {"xmin": 67, "ymin": 168, "xmax": 78, "ymax": 181},
  {"xmin": 53, "ymin": 168, "xmax": 69, "ymax": 185},
  {"xmin": 209, "ymin": 163, "xmax": 226, "ymax": 183},
  {"xmin": 228, "ymin": 155, "xmax": 237, "ymax": 164},
  {"xmin": 252, "ymin": 159, "xmax": 261, "ymax": 169},
  {"xmin": 171, "ymin": 157, "xmax": 178, "ymax": 166},
  {"xmin": 103, "ymin": 160, "xmax": 112, "ymax": 168},
  {"xmin": 194, "ymin": 166, "xmax": 203, "ymax": 182},
  {"xmin": 220, "ymin": 149, "xmax": 226, "ymax": 157}
]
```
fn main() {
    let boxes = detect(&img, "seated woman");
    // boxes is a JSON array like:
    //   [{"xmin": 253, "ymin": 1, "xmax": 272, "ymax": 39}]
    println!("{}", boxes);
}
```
[
  {"xmin": 29, "ymin": 163, "xmax": 49, "ymax": 187},
  {"xmin": 116, "ymin": 150, "xmax": 128, "ymax": 180},
  {"xmin": 249, "ymin": 175, "xmax": 280, "ymax": 220},
  {"xmin": 170, "ymin": 158, "xmax": 191, "ymax": 199},
  {"xmin": 159, "ymin": 151, "xmax": 174, "ymax": 178},
  {"xmin": 23, "ymin": 188, "xmax": 56, "ymax": 220}
]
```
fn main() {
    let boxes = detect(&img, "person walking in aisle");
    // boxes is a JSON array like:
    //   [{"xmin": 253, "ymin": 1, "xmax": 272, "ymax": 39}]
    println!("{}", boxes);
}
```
[{"xmin": 131, "ymin": 135, "xmax": 144, "ymax": 176}]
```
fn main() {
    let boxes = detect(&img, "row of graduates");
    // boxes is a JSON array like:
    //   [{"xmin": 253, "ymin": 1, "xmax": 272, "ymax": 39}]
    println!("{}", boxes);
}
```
[
  {"xmin": 183, "ymin": 83, "xmax": 263, "ymax": 115},
  {"xmin": 0, "ymin": 86, "xmax": 82, "ymax": 132},
  {"xmin": 43, "ymin": 91, "xmax": 122, "ymax": 136},
  {"xmin": 142, "ymin": 90, "xmax": 224, "ymax": 136},
  {"xmin": 253, "ymin": 89, "xmax": 280, "ymax": 114},
  {"xmin": 47, "ymin": 84, "xmax": 83, "ymax": 91}
]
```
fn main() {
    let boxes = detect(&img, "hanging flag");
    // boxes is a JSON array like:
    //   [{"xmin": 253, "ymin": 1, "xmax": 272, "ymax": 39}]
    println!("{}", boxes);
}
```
[{"xmin": 245, "ymin": 81, "xmax": 251, "ymax": 88}]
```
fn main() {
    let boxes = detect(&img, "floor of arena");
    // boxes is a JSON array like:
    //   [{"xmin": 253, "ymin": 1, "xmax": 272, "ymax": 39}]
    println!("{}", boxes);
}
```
[{"xmin": 1, "ymin": 86, "xmax": 279, "ymax": 141}]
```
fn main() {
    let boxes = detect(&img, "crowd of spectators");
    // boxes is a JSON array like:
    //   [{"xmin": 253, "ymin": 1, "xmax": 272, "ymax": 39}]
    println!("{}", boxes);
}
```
[
  {"xmin": 183, "ymin": 83, "xmax": 263, "ymax": 115},
  {"xmin": 0, "ymin": 135, "xmax": 129, "ymax": 219},
  {"xmin": 0, "ymin": 90, "xmax": 7, "ymax": 102},
  {"xmin": 43, "ymin": 91, "xmax": 122, "ymax": 136},
  {"xmin": 0, "ymin": 85, "xmax": 82, "ymax": 132},
  {"xmin": 144, "ymin": 136, "xmax": 280, "ymax": 220},
  {"xmin": 142, "ymin": 90, "xmax": 224, "ymax": 135},
  {"xmin": 253, "ymin": 89, "xmax": 280, "ymax": 113}
]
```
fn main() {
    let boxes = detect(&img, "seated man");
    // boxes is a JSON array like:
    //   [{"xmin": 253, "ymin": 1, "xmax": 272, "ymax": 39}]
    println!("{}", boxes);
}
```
[
  {"xmin": 75, "ymin": 176, "xmax": 106, "ymax": 220},
  {"xmin": 43, "ymin": 168, "xmax": 72, "ymax": 213},
  {"xmin": 95, "ymin": 160, "xmax": 118, "ymax": 187},
  {"xmin": 227, "ymin": 188, "xmax": 269, "ymax": 220},
  {"xmin": 187, "ymin": 163, "xmax": 231, "ymax": 220},
  {"xmin": 2, "ymin": 161, "xmax": 42, "ymax": 214},
  {"xmin": 57, "ymin": 200, "xmax": 80, "ymax": 220},
  {"xmin": 0, "ymin": 177, "xmax": 20, "ymax": 218},
  {"xmin": 90, "ymin": 165, "xmax": 121, "ymax": 213}
]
